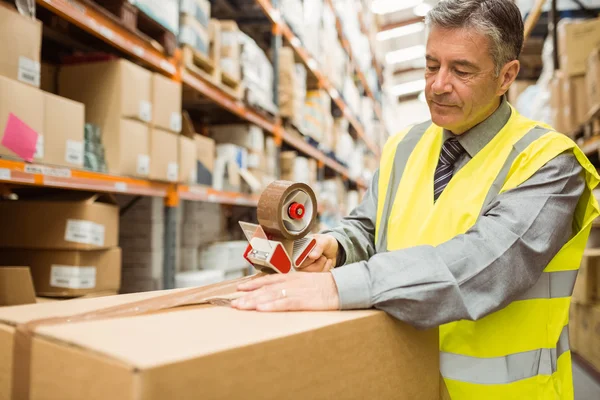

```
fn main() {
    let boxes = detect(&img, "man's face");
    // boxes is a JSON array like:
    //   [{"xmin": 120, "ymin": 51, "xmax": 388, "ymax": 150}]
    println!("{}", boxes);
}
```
[{"xmin": 425, "ymin": 26, "xmax": 503, "ymax": 134}]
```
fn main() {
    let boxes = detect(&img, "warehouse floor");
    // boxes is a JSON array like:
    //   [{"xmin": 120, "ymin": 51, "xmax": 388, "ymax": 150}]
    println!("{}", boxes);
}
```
[{"xmin": 574, "ymin": 359, "xmax": 600, "ymax": 399}]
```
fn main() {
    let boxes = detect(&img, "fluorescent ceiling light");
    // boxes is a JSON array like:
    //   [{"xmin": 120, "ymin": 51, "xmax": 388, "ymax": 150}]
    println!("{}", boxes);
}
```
[
  {"xmin": 386, "ymin": 45, "xmax": 425, "ymax": 65},
  {"xmin": 413, "ymin": 3, "xmax": 433, "ymax": 17},
  {"xmin": 389, "ymin": 79, "xmax": 426, "ymax": 96},
  {"xmin": 377, "ymin": 22, "xmax": 425, "ymax": 41},
  {"xmin": 372, "ymin": 0, "xmax": 423, "ymax": 15}
]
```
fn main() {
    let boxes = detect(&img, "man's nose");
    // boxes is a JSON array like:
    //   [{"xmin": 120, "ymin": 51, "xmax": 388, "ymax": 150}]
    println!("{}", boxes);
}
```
[{"xmin": 431, "ymin": 69, "xmax": 452, "ymax": 95}]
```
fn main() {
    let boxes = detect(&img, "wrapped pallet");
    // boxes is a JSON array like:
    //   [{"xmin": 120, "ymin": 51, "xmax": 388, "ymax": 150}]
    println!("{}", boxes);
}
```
[
  {"xmin": 279, "ymin": 47, "xmax": 306, "ymax": 129},
  {"xmin": 240, "ymin": 33, "xmax": 276, "ymax": 113}
]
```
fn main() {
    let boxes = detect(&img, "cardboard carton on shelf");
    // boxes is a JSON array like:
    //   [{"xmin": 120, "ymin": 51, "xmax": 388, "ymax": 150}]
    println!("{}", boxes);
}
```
[
  {"xmin": 179, "ymin": 134, "xmax": 197, "ymax": 184},
  {"xmin": 195, "ymin": 134, "xmax": 215, "ymax": 186},
  {"xmin": 43, "ymin": 92, "xmax": 85, "ymax": 168},
  {"xmin": 151, "ymin": 73, "xmax": 182, "ymax": 133},
  {"xmin": 149, "ymin": 128, "xmax": 179, "ymax": 182},
  {"xmin": 179, "ymin": 14, "xmax": 210, "ymax": 56},
  {"xmin": 550, "ymin": 73, "xmax": 567, "ymax": 133},
  {"xmin": 59, "ymin": 58, "xmax": 153, "ymax": 125},
  {"xmin": 0, "ymin": 287, "xmax": 439, "ymax": 399},
  {"xmin": 573, "ymin": 250, "xmax": 600, "ymax": 305},
  {"xmin": 210, "ymin": 124, "xmax": 264, "ymax": 153},
  {"xmin": 0, "ymin": 267, "xmax": 36, "ymax": 306},
  {"xmin": 558, "ymin": 18, "xmax": 600, "ymax": 77},
  {"xmin": 507, "ymin": 80, "xmax": 536, "ymax": 105},
  {"xmin": 0, "ymin": 192, "xmax": 119, "ymax": 250},
  {"xmin": 119, "ymin": 221, "xmax": 164, "ymax": 251},
  {"xmin": 0, "ymin": 75, "xmax": 44, "ymax": 160},
  {"xmin": 0, "ymin": 248, "xmax": 121, "ymax": 298},
  {"xmin": 0, "ymin": 3, "xmax": 41, "ymax": 87},
  {"xmin": 562, "ymin": 75, "xmax": 588, "ymax": 130},
  {"xmin": 102, "ymin": 118, "xmax": 151, "ymax": 178},
  {"xmin": 179, "ymin": 0, "xmax": 211, "ymax": 28},
  {"xmin": 219, "ymin": 20, "xmax": 242, "ymax": 82},
  {"xmin": 586, "ymin": 48, "xmax": 600, "ymax": 118},
  {"xmin": 116, "ymin": 196, "xmax": 164, "ymax": 223}
]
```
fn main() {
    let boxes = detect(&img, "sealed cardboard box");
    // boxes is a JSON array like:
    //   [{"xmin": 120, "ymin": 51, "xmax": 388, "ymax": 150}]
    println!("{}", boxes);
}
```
[
  {"xmin": 550, "ymin": 73, "xmax": 567, "ymax": 133},
  {"xmin": 180, "ymin": 0, "xmax": 211, "ymax": 28},
  {"xmin": 210, "ymin": 124, "xmax": 264, "ymax": 152},
  {"xmin": 577, "ymin": 304, "xmax": 594, "ymax": 361},
  {"xmin": 103, "ymin": 118, "xmax": 150, "ymax": 177},
  {"xmin": 151, "ymin": 73, "xmax": 182, "ymax": 133},
  {"xmin": 43, "ymin": 92, "xmax": 85, "ymax": 168},
  {"xmin": 0, "ymin": 193, "xmax": 118, "ymax": 250},
  {"xmin": 591, "ymin": 305, "xmax": 600, "ymax": 370},
  {"xmin": 0, "ymin": 267, "xmax": 36, "ymax": 306},
  {"xmin": 0, "ymin": 248, "xmax": 121, "ymax": 297},
  {"xmin": 179, "ymin": 14, "xmax": 210, "ymax": 55},
  {"xmin": 573, "ymin": 250, "xmax": 600, "ymax": 304},
  {"xmin": 0, "ymin": 75, "xmax": 44, "ymax": 160},
  {"xmin": 559, "ymin": 18, "xmax": 600, "ymax": 76},
  {"xmin": 0, "ymin": 4, "xmax": 41, "ymax": 87},
  {"xmin": 586, "ymin": 48, "xmax": 600, "ymax": 116},
  {"xmin": 195, "ymin": 134, "xmax": 215, "ymax": 185},
  {"xmin": 219, "ymin": 20, "xmax": 242, "ymax": 81},
  {"xmin": 59, "ymin": 59, "xmax": 153, "ymax": 124},
  {"xmin": 0, "ymin": 287, "xmax": 439, "ymax": 400},
  {"xmin": 150, "ymin": 128, "xmax": 179, "ymax": 182},
  {"xmin": 179, "ymin": 134, "xmax": 197, "ymax": 184}
]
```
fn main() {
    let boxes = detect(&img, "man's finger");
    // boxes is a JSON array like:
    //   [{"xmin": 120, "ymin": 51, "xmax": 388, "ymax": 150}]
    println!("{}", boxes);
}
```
[
  {"xmin": 256, "ymin": 297, "xmax": 300, "ymax": 312},
  {"xmin": 307, "ymin": 241, "xmax": 325, "ymax": 261},
  {"xmin": 237, "ymin": 274, "xmax": 286, "ymax": 291},
  {"xmin": 324, "ymin": 259, "xmax": 333, "ymax": 272}
]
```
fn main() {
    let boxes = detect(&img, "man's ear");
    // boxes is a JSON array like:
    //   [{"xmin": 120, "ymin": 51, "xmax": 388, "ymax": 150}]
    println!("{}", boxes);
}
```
[{"xmin": 497, "ymin": 60, "xmax": 520, "ymax": 97}]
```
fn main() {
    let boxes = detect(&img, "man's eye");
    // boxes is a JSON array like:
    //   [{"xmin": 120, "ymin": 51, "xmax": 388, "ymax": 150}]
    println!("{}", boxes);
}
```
[
  {"xmin": 455, "ymin": 70, "xmax": 470, "ymax": 77},
  {"xmin": 426, "ymin": 66, "xmax": 439, "ymax": 72}
]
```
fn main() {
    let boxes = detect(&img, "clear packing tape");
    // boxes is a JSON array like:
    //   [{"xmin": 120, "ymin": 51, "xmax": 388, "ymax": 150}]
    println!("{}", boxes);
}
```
[
  {"xmin": 15, "ymin": 0, "xmax": 35, "ymax": 18},
  {"xmin": 10, "ymin": 273, "xmax": 266, "ymax": 400}
]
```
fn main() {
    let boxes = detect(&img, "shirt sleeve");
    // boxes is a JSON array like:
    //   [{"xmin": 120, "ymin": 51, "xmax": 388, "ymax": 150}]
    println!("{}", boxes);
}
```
[
  {"xmin": 321, "ymin": 170, "xmax": 379, "ymax": 266},
  {"xmin": 331, "ymin": 152, "xmax": 585, "ymax": 329}
]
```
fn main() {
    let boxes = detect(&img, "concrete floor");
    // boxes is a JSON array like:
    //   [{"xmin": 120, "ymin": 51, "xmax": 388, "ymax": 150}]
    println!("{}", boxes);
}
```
[{"xmin": 574, "ymin": 358, "xmax": 600, "ymax": 400}]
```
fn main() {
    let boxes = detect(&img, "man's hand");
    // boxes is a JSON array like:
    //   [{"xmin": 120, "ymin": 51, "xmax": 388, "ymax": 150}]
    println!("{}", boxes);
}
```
[
  {"xmin": 230, "ymin": 272, "xmax": 340, "ymax": 312},
  {"xmin": 297, "ymin": 234, "xmax": 339, "ymax": 272}
]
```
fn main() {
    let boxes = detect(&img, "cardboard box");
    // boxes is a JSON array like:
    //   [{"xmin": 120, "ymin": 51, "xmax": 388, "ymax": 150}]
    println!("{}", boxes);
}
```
[
  {"xmin": 150, "ymin": 128, "xmax": 179, "ymax": 182},
  {"xmin": 210, "ymin": 124, "xmax": 264, "ymax": 152},
  {"xmin": 0, "ymin": 267, "xmax": 36, "ymax": 306},
  {"xmin": 43, "ymin": 92, "xmax": 85, "ymax": 168},
  {"xmin": 219, "ymin": 20, "xmax": 242, "ymax": 81},
  {"xmin": 40, "ymin": 62, "xmax": 57, "ymax": 93},
  {"xmin": 573, "ymin": 250, "xmax": 600, "ymax": 304},
  {"xmin": 59, "ymin": 59, "xmax": 153, "ymax": 124},
  {"xmin": 179, "ymin": 135, "xmax": 197, "ymax": 184},
  {"xmin": 195, "ymin": 134, "xmax": 215, "ymax": 185},
  {"xmin": 0, "ymin": 289, "xmax": 439, "ymax": 400},
  {"xmin": 0, "ymin": 75, "xmax": 44, "ymax": 160},
  {"xmin": 213, "ymin": 144, "xmax": 246, "ymax": 191},
  {"xmin": 151, "ymin": 73, "xmax": 182, "ymax": 133},
  {"xmin": 179, "ymin": 14, "xmax": 210, "ymax": 55},
  {"xmin": 120, "ymin": 221, "xmax": 163, "ymax": 250},
  {"xmin": 591, "ymin": 305, "xmax": 600, "ymax": 370},
  {"xmin": 0, "ymin": 4, "xmax": 41, "ymax": 87},
  {"xmin": 0, "ymin": 193, "xmax": 119, "ymax": 250},
  {"xmin": 586, "ymin": 48, "xmax": 600, "ymax": 117},
  {"xmin": 180, "ymin": 0, "xmax": 211, "ymax": 28},
  {"xmin": 103, "ymin": 118, "xmax": 151, "ymax": 177},
  {"xmin": 563, "ymin": 75, "xmax": 588, "ymax": 129},
  {"xmin": 559, "ymin": 18, "xmax": 600, "ymax": 77},
  {"xmin": 0, "ymin": 248, "xmax": 121, "ymax": 297},
  {"xmin": 550, "ymin": 73, "xmax": 567, "ymax": 133},
  {"xmin": 117, "ymin": 196, "xmax": 164, "ymax": 223}
]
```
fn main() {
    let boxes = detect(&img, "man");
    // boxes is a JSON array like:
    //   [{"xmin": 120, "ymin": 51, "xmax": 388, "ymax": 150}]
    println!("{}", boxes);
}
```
[{"xmin": 232, "ymin": 0, "xmax": 600, "ymax": 398}]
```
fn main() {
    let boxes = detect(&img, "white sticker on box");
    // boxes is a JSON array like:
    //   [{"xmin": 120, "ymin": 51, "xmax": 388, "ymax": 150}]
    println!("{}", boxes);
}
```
[
  {"xmin": 139, "ymin": 101, "xmax": 152, "ymax": 122},
  {"xmin": 137, "ymin": 154, "xmax": 150, "ymax": 176},
  {"xmin": 18, "ymin": 57, "xmax": 41, "ymax": 87},
  {"xmin": 0, "ymin": 168, "xmax": 10, "ymax": 180},
  {"xmin": 50, "ymin": 265, "xmax": 96, "ymax": 289},
  {"xmin": 65, "ymin": 220, "xmax": 105, "ymax": 246},
  {"xmin": 65, "ymin": 140, "xmax": 84, "ymax": 165},
  {"xmin": 170, "ymin": 112, "xmax": 182, "ymax": 132},
  {"xmin": 167, "ymin": 162, "xmax": 179, "ymax": 182},
  {"xmin": 34, "ymin": 134, "xmax": 44, "ymax": 159}
]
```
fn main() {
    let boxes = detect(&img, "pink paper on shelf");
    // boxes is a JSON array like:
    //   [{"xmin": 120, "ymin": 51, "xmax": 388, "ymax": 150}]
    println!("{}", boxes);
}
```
[{"xmin": 1, "ymin": 113, "xmax": 39, "ymax": 162}]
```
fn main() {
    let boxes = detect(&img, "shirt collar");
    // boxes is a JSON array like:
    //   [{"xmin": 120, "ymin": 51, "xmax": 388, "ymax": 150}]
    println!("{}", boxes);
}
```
[{"xmin": 443, "ymin": 96, "xmax": 512, "ymax": 158}]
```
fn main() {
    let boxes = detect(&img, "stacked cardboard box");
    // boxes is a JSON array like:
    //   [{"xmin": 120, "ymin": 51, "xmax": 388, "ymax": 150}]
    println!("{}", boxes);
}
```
[
  {"xmin": 239, "ymin": 33, "xmax": 276, "ymax": 113},
  {"xmin": 304, "ymin": 90, "xmax": 331, "ymax": 143},
  {"xmin": 549, "ymin": 69, "xmax": 588, "ymax": 135},
  {"xmin": 179, "ymin": 0, "xmax": 211, "ymax": 55},
  {"xmin": 0, "ymin": 289, "xmax": 440, "ymax": 399},
  {"xmin": 59, "ymin": 60, "xmax": 184, "ymax": 182},
  {"xmin": 219, "ymin": 20, "xmax": 242, "ymax": 82},
  {"xmin": 281, "ymin": 0, "xmax": 304, "ymax": 41},
  {"xmin": 118, "ymin": 196, "xmax": 165, "ymax": 293},
  {"xmin": 131, "ymin": 0, "xmax": 180, "ymax": 35},
  {"xmin": 302, "ymin": 0, "xmax": 324, "ymax": 63},
  {"xmin": 280, "ymin": 151, "xmax": 317, "ymax": 188},
  {"xmin": 279, "ymin": 47, "xmax": 307, "ymax": 130},
  {"xmin": 0, "ymin": 193, "xmax": 121, "ymax": 297},
  {"xmin": 559, "ymin": 18, "xmax": 600, "ymax": 77}
]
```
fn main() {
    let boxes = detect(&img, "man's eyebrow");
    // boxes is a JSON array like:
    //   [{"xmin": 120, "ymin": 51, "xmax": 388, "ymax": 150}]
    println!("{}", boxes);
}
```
[
  {"xmin": 451, "ymin": 59, "xmax": 479, "ymax": 70},
  {"xmin": 425, "ymin": 55, "xmax": 439, "ymax": 62}
]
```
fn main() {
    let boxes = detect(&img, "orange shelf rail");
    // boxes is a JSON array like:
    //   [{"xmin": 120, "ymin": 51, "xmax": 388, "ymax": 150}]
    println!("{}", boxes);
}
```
[
  {"xmin": 179, "ymin": 184, "xmax": 260, "ymax": 206},
  {"xmin": 0, "ymin": 159, "xmax": 170, "ymax": 197},
  {"xmin": 255, "ymin": 0, "xmax": 381, "ymax": 157},
  {"xmin": 37, "ymin": 0, "xmax": 177, "ymax": 76}
]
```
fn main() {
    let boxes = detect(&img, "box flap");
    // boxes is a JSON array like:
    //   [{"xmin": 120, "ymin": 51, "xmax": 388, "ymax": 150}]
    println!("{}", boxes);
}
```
[
  {"xmin": 35, "ymin": 307, "xmax": 379, "ymax": 368},
  {"xmin": 0, "ymin": 267, "xmax": 36, "ymax": 306}
]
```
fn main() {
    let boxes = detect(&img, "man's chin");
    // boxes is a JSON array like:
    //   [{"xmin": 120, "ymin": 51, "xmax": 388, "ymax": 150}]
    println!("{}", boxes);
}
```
[{"xmin": 431, "ymin": 113, "xmax": 460, "ymax": 131}]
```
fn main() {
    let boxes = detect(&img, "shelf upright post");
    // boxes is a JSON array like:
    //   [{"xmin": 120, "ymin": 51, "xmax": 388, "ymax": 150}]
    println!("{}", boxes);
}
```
[{"xmin": 163, "ymin": 185, "xmax": 179, "ymax": 290}]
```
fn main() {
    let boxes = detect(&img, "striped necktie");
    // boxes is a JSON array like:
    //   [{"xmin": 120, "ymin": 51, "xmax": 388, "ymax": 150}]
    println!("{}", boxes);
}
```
[{"xmin": 434, "ymin": 138, "xmax": 465, "ymax": 201}]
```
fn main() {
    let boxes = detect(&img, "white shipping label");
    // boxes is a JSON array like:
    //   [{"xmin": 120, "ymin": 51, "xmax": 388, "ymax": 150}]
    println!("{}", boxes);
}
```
[
  {"xmin": 65, "ymin": 140, "xmax": 84, "ymax": 165},
  {"xmin": 65, "ymin": 220, "xmax": 105, "ymax": 246},
  {"xmin": 137, "ymin": 154, "xmax": 150, "ymax": 176},
  {"xmin": 34, "ymin": 134, "xmax": 44, "ymax": 159},
  {"xmin": 170, "ymin": 112, "xmax": 182, "ymax": 132},
  {"xmin": 50, "ymin": 265, "xmax": 96, "ymax": 289},
  {"xmin": 139, "ymin": 101, "xmax": 153, "ymax": 122},
  {"xmin": 18, "ymin": 57, "xmax": 41, "ymax": 87},
  {"xmin": 167, "ymin": 162, "xmax": 179, "ymax": 182}
]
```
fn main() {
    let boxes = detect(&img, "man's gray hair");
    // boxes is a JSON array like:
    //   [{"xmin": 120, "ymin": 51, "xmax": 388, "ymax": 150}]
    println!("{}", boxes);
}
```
[{"xmin": 425, "ymin": 0, "xmax": 524, "ymax": 76}]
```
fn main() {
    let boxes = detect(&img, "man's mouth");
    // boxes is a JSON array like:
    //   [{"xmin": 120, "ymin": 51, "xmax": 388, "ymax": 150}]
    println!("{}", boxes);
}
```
[{"xmin": 432, "ymin": 101, "xmax": 456, "ymax": 107}]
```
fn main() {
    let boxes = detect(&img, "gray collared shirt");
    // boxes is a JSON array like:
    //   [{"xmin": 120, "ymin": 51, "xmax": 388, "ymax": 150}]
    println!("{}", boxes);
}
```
[{"xmin": 326, "ymin": 97, "xmax": 585, "ymax": 329}]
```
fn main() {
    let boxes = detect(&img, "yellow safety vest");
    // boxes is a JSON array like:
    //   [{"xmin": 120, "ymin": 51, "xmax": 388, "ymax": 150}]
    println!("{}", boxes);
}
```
[{"xmin": 375, "ymin": 106, "xmax": 599, "ymax": 399}]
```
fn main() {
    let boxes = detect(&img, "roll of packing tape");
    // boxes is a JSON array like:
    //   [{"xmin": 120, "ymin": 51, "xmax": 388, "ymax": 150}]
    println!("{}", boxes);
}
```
[{"xmin": 257, "ymin": 180, "xmax": 318, "ymax": 240}]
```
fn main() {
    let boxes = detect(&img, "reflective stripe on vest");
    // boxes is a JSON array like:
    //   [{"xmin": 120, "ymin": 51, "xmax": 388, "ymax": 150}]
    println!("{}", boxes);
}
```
[{"xmin": 441, "ymin": 325, "xmax": 570, "ymax": 385}]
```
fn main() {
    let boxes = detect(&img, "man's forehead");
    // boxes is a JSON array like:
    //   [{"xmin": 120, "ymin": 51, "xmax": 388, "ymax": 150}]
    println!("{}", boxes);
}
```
[{"xmin": 426, "ymin": 26, "xmax": 491, "ymax": 66}]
